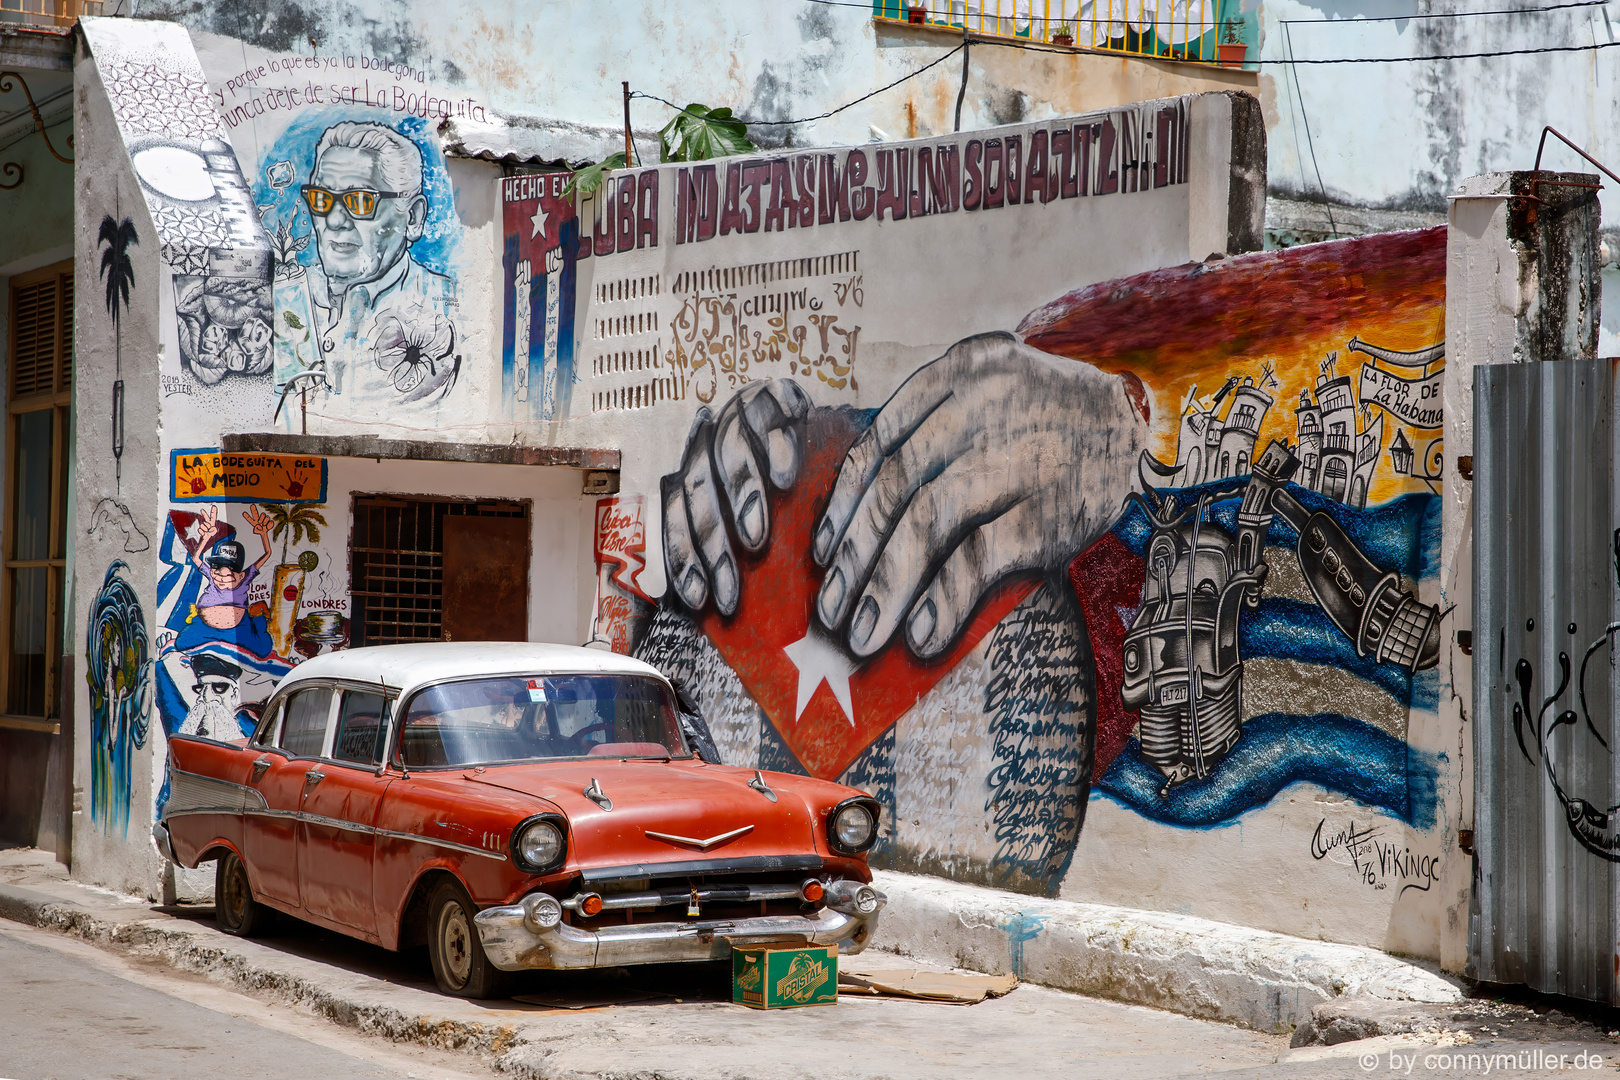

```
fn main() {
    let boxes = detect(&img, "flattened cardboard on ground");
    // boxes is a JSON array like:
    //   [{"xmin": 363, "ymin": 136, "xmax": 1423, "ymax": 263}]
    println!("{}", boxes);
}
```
[
  {"xmin": 837, "ymin": 959, "xmax": 1020, "ymax": 1004},
  {"xmin": 512, "ymin": 989, "xmax": 675, "ymax": 1010}
]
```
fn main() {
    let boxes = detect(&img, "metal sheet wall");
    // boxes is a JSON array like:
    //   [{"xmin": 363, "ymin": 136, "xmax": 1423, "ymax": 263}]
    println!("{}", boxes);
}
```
[{"xmin": 1473, "ymin": 357, "xmax": 1619, "ymax": 1003}]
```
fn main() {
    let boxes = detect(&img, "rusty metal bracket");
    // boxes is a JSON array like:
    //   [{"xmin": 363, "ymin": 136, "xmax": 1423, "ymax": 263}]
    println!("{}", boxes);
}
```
[
  {"xmin": 0, "ymin": 69, "xmax": 72, "ymax": 190},
  {"xmin": 1532, "ymin": 125, "xmax": 1617, "ymax": 187}
]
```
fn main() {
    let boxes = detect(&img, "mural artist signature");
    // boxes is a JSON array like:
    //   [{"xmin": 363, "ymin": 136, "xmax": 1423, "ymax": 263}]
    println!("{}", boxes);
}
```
[{"xmin": 1311, "ymin": 817, "xmax": 1440, "ymax": 895}]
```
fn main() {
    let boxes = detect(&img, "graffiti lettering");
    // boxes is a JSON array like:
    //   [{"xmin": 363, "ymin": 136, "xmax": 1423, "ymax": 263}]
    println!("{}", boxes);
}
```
[
  {"xmin": 612, "ymin": 102, "xmax": 1185, "ymax": 259},
  {"xmin": 984, "ymin": 590, "xmax": 1089, "ymax": 888},
  {"xmin": 1311, "ymin": 818, "xmax": 1440, "ymax": 894}
]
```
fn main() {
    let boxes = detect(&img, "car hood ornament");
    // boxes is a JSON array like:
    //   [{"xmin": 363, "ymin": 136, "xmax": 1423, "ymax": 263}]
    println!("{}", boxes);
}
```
[
  {"xmin": 643, "ymin": 824, "xmax": 755, "ymax": 851},
  {"xmin": 583, "ymin": 777, "xmax": 613, "ymax": 811},
  {"xmin": 747, "ymin": 770, "xmax": 778, "ymax": 802}
]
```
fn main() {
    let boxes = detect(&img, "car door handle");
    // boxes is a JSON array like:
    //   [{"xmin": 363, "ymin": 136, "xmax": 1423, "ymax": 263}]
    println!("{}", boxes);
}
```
[
  {"xmin": 251, "ymin": 757, "xmax": 272, "ymax": 781},
  {"xmin": 304, "ymin": 770, "xmax": 326, "ymax": 787}
]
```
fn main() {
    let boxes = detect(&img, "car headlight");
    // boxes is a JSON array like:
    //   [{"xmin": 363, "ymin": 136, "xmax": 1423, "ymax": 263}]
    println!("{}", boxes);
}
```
[
  {"xmin": 827, "ymin": 797, "xmax": 880, "ymax": 854},
  {"xmin": 511, "ymin": 814, "xmax": 568, "ymax": 873}
]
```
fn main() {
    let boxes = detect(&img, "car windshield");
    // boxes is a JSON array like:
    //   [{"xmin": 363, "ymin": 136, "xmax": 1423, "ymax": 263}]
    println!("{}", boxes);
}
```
[{"xmin": 397, "ymin": 674, "xmax": 686, "ymax": 768}]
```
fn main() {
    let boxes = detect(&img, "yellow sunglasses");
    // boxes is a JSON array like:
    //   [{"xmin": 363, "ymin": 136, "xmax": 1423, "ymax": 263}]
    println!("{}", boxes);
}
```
[{"xmin": 300, "ymin": 185, "xmax": 402, "ymax": 219}]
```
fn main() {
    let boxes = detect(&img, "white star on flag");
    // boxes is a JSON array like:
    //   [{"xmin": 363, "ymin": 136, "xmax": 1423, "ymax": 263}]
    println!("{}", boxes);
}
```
[
  {"xmin": 782, "ymin": 626, "xmax": 859, "ymax": 727},
  {"xmin": 529, "ymin": 204, "xmax": 549, "ymax": 240}
]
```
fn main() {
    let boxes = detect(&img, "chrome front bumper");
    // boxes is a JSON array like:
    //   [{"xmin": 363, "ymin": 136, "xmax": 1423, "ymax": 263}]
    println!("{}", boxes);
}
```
[{"xmin": 474, "ymin": 883, "xmax": 886, "ymax": 971}]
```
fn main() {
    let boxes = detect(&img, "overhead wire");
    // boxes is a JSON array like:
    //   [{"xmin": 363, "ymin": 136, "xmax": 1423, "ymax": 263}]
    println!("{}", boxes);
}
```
[
  {"xmin": 1280, "ymin": 0, "xmax": 1607, "ymax": 22},
  {"xmin": 970, "ymin": 32, "xmax": 1620, "ymax": 63},
  {"xmin": 630, "ymin": 43, "xmax": 964, "ymax": 128},
  {"xmin": 809, "ymin": 0, "xmax": 1608, "ymax": 20},
  {"xmin": 631, "ymin": 3, "xmax": 1618, "ymax": 140},
  {"xmin": 1284, "ymin": 21, "xmax": 1338, "ymax": 238}
]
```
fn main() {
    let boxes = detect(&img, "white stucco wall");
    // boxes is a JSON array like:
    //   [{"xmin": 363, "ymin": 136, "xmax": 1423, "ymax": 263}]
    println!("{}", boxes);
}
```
[
  {"xmin": 72, "ymin": 51, "xmax": 170, "ymax": 897},
  {"xmin": 1258, "ymin": 0, "xmax": 1619, "ymax": 231}
]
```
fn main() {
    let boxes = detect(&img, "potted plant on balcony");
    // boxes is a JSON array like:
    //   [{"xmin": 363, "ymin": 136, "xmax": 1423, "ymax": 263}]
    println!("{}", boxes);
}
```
[
  {"xmin": 908, "ymin": 3, "xmax": 928, "ymax": 23},
  {"xmin": 1218, "ymin": 18, "xmax": 1247, "ymax": 66},
  {"xmin": 1052, "ymin": 22, "xmax": 1075, "ymax": 46}
]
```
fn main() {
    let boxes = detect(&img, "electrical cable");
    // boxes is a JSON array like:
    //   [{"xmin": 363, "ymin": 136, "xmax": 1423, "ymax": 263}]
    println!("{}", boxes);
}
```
[
  {"xmin": 809, "ymin": 0, "xmax": 1608, "ymax": 23},
  {"xmin": 1280, "ymin": 0, "xmax": 1606, "ymax": 22},
  {"xmin": 971, "ymin": 32, "xmax": 1620, "ymax": 63},
  {"xmin": 1284, "ymin": 22, "xmax": 1337, "ymax": 239},
  {"xmin": 631, "ymin": 42, "xmax": 964, "ymax": 127},
  {"xmin": 636, "ymin": 5, "xmax": 1618, "ymax": 139}
]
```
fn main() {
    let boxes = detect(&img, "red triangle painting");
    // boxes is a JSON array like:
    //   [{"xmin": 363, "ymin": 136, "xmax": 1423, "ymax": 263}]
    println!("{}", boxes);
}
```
[{"xmin": 695, "ymin": 408, "xmax": 1036, "ymax": 780}]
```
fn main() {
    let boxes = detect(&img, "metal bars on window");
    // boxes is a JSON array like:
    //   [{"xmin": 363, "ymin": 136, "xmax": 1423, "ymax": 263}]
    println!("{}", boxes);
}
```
[{"xmin": 875, "ymin": 0, "xmax": 1228, "ymax": 64}]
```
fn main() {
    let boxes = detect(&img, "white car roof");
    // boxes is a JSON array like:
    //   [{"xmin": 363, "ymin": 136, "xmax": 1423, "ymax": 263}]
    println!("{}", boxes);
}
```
[{"xmin": 274, "ymin": 642, "xmax": 671, "ymax": 699}]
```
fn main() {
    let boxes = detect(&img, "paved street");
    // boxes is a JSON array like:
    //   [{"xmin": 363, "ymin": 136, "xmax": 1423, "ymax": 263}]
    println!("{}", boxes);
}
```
[
  {"xmin": 5, "ymin": 904, "xmax": 1620, "ymax": 1080},
  {"xmin": 3, "ymin": 853, "xmax": 1618, "ymax": 1080},
  {"xmin": 0, "ymin": 909, "xmax": 1292, "ymax": 1080},
  {"xmin": 0, "ymin": 920, "xmax": 488, "ymax": 1080}
]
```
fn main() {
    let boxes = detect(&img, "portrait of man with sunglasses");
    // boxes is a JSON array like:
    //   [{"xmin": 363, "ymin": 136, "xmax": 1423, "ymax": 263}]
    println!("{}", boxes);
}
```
[{"xmin": 299, "ymin": 121, "xmax": 456, "ymax": 383}]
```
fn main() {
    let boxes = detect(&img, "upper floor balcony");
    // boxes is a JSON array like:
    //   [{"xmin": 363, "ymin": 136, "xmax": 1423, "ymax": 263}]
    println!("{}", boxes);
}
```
[
  {"xmin": 0, "ymin": 0, "xmax": 102, "ymax": 29},
  {"xmin": 874, "ymin": 0, "xmax": 1245, "ymax": 66}
]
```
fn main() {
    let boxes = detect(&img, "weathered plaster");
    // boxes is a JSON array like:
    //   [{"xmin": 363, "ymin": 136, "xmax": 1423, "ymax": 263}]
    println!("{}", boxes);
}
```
[{"xmin": 1261, "ymin": 0, "xmax": 1620, "ymax": 230}]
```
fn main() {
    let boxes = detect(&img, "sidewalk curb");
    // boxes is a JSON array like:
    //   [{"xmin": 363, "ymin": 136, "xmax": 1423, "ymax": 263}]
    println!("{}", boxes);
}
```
[
  {"xmin": 0, "ymin": 859, "xmax": 1464, "ymax": 1063},
  {"xmin": 870, "ymin": 870, "xmax": 1464, "ymax": 1032}
]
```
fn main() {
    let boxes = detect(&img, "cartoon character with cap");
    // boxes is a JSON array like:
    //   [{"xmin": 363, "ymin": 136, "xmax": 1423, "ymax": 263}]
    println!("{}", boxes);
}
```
[
  {"xmin": 178, "ymin": 653, "xmax": 245, "ymax": 739},
  {"xmin": 174, "ymin": 504, "xmax": 277, "ymax": 659}
]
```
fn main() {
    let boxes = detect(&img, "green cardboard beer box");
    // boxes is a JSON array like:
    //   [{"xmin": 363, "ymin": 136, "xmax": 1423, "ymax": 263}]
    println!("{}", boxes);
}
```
[{"xmin": 732, "ymin": 942, "xmax": 838, "ymax": 1009}]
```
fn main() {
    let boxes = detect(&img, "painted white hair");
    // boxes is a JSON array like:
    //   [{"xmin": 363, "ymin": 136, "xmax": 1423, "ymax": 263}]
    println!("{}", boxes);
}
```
[{"xmin": 314, "ymin": 122, "xmax": 424, "ymax": 199}]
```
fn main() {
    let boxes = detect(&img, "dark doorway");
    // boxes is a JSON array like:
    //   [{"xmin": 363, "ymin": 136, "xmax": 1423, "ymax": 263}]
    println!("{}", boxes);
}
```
[{"xmin": 349, "ymin": 496, "xmax": 530, "ymax": 647}]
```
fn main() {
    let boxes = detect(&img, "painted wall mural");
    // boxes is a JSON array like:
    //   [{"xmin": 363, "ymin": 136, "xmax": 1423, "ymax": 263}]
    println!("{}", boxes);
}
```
[
  {"xmin": 84, "ymin": 18, "xmax": 275, "ymax": 415},
  {"xmin": 154, "ymin": 449, "xmax": 339, "ymax": 747},
  {"xmin": 86, "ymin": 561, "xmax": 152, "ymax": 838},
  {"xmin": 502, "ymin": 172, "xmax": 580, "ymax": 424},
  {"xmin": 619, "ymin": 212, "xmax": 1448, "ymax": 897},
  {"xmin": 97, "ymin": 213, "xmax": 137, "ymax": 494},
  {"xmin": 258, "ymin": 112, "xmax": 465, "ymax": 421}
]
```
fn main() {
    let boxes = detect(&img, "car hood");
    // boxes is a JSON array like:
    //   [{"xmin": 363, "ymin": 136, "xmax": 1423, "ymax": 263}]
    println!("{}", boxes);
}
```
[{"xmin": 467, "ymin": 761, "xmax": 825, "ymax": 876}]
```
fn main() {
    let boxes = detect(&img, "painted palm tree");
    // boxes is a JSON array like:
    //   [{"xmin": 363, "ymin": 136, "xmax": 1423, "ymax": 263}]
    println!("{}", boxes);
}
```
[
  {"xmin": 99, "ymin": 214, "xmax": 138, "ymax": 494},
  {"xmin": 265, "ymin": 501, "xmax": 328, "ymax": 564}
]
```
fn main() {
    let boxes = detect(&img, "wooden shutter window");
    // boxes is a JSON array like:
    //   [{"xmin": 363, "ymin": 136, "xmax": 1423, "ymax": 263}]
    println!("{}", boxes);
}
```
[{"xmin": 8, "ymin": 266, "xmax": 72, "ymax": 401}]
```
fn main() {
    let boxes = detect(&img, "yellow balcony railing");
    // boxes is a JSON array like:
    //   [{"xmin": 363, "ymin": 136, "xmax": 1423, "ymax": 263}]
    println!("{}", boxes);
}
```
[
  {"xmin": 0, "ymin": 0, "xmax": 103, "ymax": 29},
  {"xmin": 874, "ymin": 0, "xmax": 1242, "ymax": 65}
]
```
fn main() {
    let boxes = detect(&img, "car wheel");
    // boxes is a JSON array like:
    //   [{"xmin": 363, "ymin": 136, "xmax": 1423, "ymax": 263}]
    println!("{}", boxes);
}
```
[
  {"xmin": 427, "ymin": 879, "xmax": 509, "ymax": 999},
  {"xmin": 214, "ymin": 851, "xmax": 270, "ymax": 937}
]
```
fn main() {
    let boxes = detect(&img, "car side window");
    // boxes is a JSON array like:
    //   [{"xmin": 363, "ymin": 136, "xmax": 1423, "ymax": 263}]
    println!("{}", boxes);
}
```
[
  {"xmin": 252, "ymin": 698, "xmax": 284, "ymax": 748},
  {"xmin": 333, "ymin": 690, "xmax": 389, "ymax": 765},
  {"xmin": 278, "ymin": 686, "xmax": 333, "ymax": 758}
]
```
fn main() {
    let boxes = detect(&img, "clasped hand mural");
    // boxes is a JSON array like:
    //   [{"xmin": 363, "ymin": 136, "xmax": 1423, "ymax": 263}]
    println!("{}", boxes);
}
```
[{"xmin": 637, "ymin": 228, "xmax": 1449, "ymax": 896}]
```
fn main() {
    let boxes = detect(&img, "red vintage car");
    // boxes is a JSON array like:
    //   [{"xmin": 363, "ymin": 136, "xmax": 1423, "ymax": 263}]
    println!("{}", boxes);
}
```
[{"xmin": 155, "ymin": 643, "xmax": 886, "ymax": 997}]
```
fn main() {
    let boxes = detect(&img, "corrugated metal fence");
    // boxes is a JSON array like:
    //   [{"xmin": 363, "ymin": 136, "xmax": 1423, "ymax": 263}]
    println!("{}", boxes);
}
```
[{"xmin": 1473, "ymin": 356, "xmax": 1620, "ymax": 1004}]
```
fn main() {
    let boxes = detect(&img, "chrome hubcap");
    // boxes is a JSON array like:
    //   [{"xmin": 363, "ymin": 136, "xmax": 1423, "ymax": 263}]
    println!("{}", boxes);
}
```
[
  {"xmin": 441, "ymin": 904, "xmax": 472, "ymax": 985},
  {"xmin": 225, "ymin": 862, "xmax": 247, "ymax": 922}
]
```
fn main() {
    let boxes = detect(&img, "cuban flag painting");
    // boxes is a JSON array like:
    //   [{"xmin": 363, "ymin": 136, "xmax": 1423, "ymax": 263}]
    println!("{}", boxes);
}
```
[{"xmin": 501, "ymin": 172, "xmax": 580, "ymax": 424}]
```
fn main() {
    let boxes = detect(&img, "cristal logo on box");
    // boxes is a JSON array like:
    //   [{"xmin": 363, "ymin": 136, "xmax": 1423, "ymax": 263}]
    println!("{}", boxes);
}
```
[
  {"xmin": 736, "ymin": 961, "xmax": 762, "ymax": 992},
  {"xmin": 775, "ymin": 954, "xmax": 829, "ymax": 1001}
]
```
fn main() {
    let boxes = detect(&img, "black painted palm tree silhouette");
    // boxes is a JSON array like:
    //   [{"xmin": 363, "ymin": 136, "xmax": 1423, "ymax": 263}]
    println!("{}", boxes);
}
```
[{"xmin": 98, "ymin": 214, "xmax": 137, "ymax": 494}]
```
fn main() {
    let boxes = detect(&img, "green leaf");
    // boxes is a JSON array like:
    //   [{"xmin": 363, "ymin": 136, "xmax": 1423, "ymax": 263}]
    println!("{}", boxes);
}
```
[
  {"xmin": 561, "ymin": 152, "xmax": 627, "ymax": 200},
  {"xmin": 659, "ymin": 103, "xmax": 755, "ymax": 163},
  {"xmin": 283, "ymin": 311, "xmax": 305, "ymax": 330}
]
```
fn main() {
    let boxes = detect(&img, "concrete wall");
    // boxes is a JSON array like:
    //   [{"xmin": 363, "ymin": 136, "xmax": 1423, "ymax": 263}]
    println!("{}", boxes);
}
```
[
  {"xmin": 139, "ymin": 1, "xmax": 1255, "ymax": 156},
  {"xmin": 66, "ymin": 13, "xmax": 1466, "ymax": 970},
  {"xmin": 71, "ymin": 48, "xmax": 169, "ymax": 896}
]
